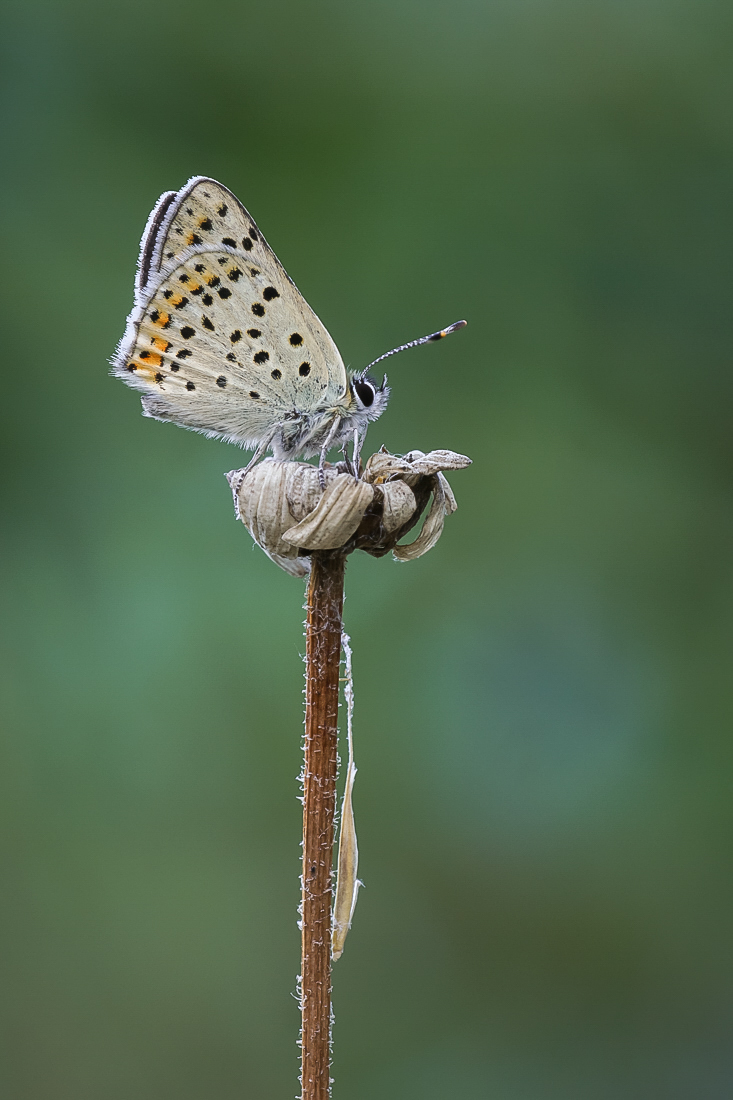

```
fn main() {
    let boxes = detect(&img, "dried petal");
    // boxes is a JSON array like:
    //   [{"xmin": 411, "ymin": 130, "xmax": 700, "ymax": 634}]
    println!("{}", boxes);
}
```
[
  {"xmin": 402, "ymin": 449, "xmax": 472, "ymax": 477},
  {"xmin": 362, "ymin": 449, "xmax": 415, "ymax": 486},
  {"xmin": 282, "ymin": 474, "xmax": 374, "ymax": 550},
  {"xmin": 364, "ymin": 446, "xmax": 471, "ymax": 489},
  {"xmin": 226, "ymin": 461, "xmax": 304, "ymax": 575},
  {"xmin": 227, "ymin": 460, "xmax": 341, "ymax": 576},
  {"xmin": 437, "ymin": 471, "xmax": 458, "ymax": 515},
  {"xmin": 280, "ymin": 462, "xmax": 326, "ymax": 522},
  {"xmin": 379, "ymin": 479, "xmax": 417, "ymax": 534},
  {"xmin": 393, "ymin": 475, "xmax": 447, "ymax": 561}
]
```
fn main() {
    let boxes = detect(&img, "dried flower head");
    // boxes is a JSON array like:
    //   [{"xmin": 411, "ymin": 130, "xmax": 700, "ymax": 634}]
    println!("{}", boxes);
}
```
[{"xmin": 226, "ymin": 447, "xmax": 471, "ymax": 576}]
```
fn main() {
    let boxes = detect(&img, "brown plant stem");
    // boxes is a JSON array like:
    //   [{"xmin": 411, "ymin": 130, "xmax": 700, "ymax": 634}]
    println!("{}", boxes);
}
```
[{"xmin": 300, "ymin": 550, "xmax": 346, "ymax": 1100}]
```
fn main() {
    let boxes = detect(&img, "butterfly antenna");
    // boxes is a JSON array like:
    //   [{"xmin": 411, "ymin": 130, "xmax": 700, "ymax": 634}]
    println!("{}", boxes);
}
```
[{"xmin": 364, "ymin": 319, "xmax": 467, "ymax": 372}]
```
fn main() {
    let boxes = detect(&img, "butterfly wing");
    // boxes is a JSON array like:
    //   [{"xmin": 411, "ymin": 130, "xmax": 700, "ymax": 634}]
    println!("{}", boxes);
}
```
[{"xmin": 113, "ymin": 177, "xmax": 348, "ymax": 448}]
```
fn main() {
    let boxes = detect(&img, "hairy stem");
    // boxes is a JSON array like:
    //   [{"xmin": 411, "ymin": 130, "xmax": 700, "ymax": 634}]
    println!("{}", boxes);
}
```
[{"xmin": 300, "ymin": 551, "xmax": 346, "ymax": 1100}]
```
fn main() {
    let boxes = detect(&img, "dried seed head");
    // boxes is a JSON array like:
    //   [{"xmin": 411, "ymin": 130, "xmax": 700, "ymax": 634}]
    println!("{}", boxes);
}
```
[{"xmin": 226, "ymin": 447, "xmax": 471, "ymax": 575}]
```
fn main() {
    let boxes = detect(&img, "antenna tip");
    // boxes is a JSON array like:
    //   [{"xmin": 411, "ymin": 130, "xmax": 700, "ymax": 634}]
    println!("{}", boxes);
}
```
[{"xmin": 439, "ymin": 320, "xmax": 468, "ymax": 338}]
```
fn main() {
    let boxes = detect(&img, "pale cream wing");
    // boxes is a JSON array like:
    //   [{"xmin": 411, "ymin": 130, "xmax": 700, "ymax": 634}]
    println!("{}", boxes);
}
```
[
  {"xmin": 113, "ymin": 177, "xmax": 348, "ymax": 447},
  {"xmin": 137, "ymin": 177, "xmax": 252, "ymax": 290}
]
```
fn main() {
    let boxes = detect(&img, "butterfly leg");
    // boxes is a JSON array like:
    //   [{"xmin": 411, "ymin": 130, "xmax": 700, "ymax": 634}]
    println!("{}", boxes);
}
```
[
  {"xmin": 340, "ymin": 435, "xmax": 355, "ymax": 476},
  {"xmin": 352, "ymin": 428, "xmax": 364, "ymax": 477},
  {"xmin": 318, "ymin": 417, "xmax": 342, "ymax": 491}
]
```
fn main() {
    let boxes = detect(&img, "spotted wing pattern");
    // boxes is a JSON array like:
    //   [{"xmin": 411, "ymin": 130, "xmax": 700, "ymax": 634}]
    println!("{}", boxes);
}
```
[{"xmin": 113, "ymin": 177, "xmax": 348, "ymax": 448}]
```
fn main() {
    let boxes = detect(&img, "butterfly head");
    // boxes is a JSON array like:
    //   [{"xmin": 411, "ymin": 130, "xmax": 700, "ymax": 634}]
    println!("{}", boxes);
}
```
[{"xmin": 349, "ymin": 371, "xmax": 390, "ymax": 423}]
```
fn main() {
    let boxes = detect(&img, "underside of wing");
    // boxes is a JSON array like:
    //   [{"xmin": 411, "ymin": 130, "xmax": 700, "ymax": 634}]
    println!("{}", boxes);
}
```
[
  {"xmin": 114, "ymin": 178, "xmax": 348, "ymax": 447},
  {"xmin": 137, "ymin": 177, "xmax": 253, "ymax": 292}
]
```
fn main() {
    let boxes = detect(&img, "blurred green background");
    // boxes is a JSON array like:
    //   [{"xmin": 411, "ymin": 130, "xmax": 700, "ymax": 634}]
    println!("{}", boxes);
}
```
[{"xmin": 2, "ymin": 1, "xmax": 733, "ymax": 1096}]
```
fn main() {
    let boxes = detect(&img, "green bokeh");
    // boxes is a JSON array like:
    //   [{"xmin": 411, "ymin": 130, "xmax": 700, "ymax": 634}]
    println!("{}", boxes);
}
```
[{"xmin": 2, "ymin": 1, "xmax": 733, "ymax": 1096}]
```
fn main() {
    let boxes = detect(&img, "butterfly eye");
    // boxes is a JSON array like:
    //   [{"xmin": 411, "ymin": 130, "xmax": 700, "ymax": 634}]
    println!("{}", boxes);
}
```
[{"xmin": 353, "ymin": 378, "xmax": 375, "ymax": 408}]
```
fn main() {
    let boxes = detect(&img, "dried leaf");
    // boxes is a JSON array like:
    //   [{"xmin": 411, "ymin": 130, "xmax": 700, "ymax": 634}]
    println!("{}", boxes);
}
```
[
  {"xmin": 332, "ymin": 633, "xmax": 360, "ymax": 961},
  {"xmin": 332, "ymin": 758, "xmax": 358, "ymax": 960}
]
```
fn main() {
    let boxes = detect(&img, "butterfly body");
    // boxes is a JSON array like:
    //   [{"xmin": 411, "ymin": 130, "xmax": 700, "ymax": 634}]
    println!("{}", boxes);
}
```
[{"xmin": 113, "ymin": 177, "xmax": 388, "ymax": 463}]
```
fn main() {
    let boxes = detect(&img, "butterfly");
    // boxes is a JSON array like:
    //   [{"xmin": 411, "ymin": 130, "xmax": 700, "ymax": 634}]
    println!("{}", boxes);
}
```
[{"xmin": 113, "ymin": 176, "xmax": 465, "ymax": 476}]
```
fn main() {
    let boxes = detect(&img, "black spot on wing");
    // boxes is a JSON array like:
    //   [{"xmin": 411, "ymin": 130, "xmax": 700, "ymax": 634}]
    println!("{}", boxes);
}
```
[
  {"xmin": 202, "ymin": 316, "xmax": 215, "ymax": 331},
  {"xmin": 216, "ymin": 376, "xmax": 227, "ymax": 388},
  {"xmin": 199, "ymin": 217, "xmax": 213, "ymax": 231},
  {"xmin": 186, "ymin": 381, "xmax": 196, "ymax": 391},
  {"xmin": 299, "ymin": 362, "xmax": 311, "ymax": 376},
  {"xmin": 241, "ymin": 238, "xmax": 253, "ymax": 251},
  {"xmin": 180, "ymin": 326, "xmax": 195, "ymax": 339},
  {"xmin": 263, "ymin": 286, "xmax": 279, "ymax": 301},
  {"xmin": 176, "ymin": 348, "xmax": 192, "ymax": 359},
  {"xmin": 222, "ymin": 237, "xmax": 237, "ymax": 247},
  {"xmin": 254, "ymin": 351, "xmax": 269, "ymax": 364},
  {"xmin": 217, "ymin": 203, "xmax": 228, "ymax": 217},
  {"xmin": 218, "ymin": 287, "xmax": 231, "ymax": 299},
  {"xmin": 247, "ymin": 328, "xmax": 261, "ymax": 338},
  {"xmin": 230, "ymin": 330, "xmax": 242, "ymax": 342},
  {"xmin": 252, "ymin": 303, "xmax": 265, "ymax": 317},
  {"xmin": 289, "ymin": 333, "xmax": 303, "ymax": 346},
  {"xmin": 271, "ymin": 368, "xmax": 282, "ymax": 379}
]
